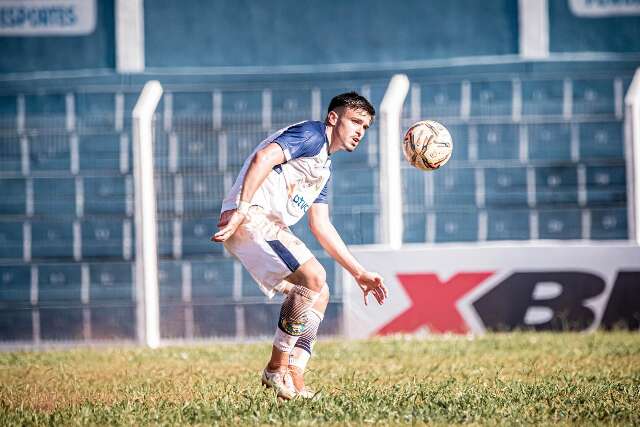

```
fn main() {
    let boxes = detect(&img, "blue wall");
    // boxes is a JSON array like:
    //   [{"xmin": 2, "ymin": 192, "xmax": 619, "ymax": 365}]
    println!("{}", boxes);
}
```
[
  {"xmin": 144, "ymin": 0, "xmax": 519, "ymax": 68},
  {"xmin": 0, "ymin": 0, "xmax": 115, "ymax": 73},
  {"xmin": 550, "ymin": 0, "xmax": 640, "ymax": 53}
]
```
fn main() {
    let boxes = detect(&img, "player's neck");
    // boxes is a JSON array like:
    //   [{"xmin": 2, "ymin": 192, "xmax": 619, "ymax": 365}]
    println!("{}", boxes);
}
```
[{"xmin": 325, "ymin": 125, "xmax": 337, "ymax": 154}]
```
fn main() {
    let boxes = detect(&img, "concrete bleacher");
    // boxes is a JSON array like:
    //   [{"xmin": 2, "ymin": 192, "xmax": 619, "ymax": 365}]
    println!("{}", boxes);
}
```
[{"xmin": 0, "ymin": 60, "xmax": 635, "ymax": 343}]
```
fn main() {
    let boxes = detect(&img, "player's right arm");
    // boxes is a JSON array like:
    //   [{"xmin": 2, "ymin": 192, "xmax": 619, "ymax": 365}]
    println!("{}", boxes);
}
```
[{"xmin": 211, "ymin": 143, "xmax": 285, "ymax": 242}]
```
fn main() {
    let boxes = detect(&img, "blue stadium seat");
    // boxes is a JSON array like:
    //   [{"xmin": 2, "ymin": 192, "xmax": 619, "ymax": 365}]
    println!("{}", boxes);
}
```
[
  {"xmin": 37, "ymin": 263, "xmax": 81, "ymax": 303},
  {"xmin": 535, "ymin": 166, "xmax": 578, "ymax": 206},
  {"xmin": 538, "ymin": 209, "xmax": 581, "ymax": 239},
  {"xmin": 331, "ymin": 167, "xmax": 377, "ymax": 207},
  {"xmin": 191, "ymin": 258, "xmax": 235, "ymax": 299},
  {"xmin": 419, "ymin": 82, "xmax": 461, "ymax": 119},
  {"xmin": 31, "ymin": 220, "xmax": 74, "ymax": 259},
  {"xmin": 447, "ymin": 125, "xmax": 469, "ymax": 163},
  {"xmin": 155, "ymin": 174, "xmax": 175, "ymax": 216},
  {"xmin": 25, "ymin": 94, "xmax": 66, "ymax": 129},
  {"xmin": 29, "ymin": 134, "xmax": 71, "ymax": 172},
  {"xmin": 522, "ymin": 79, "xmax": 563, "ymax": 116},
  {"xmin": 0, "ymin": 308, "xmax": 32, "ymax": 341},
  {"xmin": 225, "ymin": 129, "xmax": 262, "ymax": 168},
  {"xmin": 78, "ymin": 133, "xmax": 123, "ymax": 172},
  {"xmin": 573, "ymin": 79, "xmax": 615, "ymax": 116},
  {"xmin": 91, "ymin": 306, "xmax": 135, "ymax": 339},
  {"xmin": 476, "ymin": 124, "xmax": 519, "ymax": 160},
  {"xmin": 434, "ymin": 210, "xmax": 478, "ymax": 242},
  {"xmin": 176, "ymin": 131, "xmax": 219, "ymax": 171},
  {"xmin": 83, "ymin": 176, "xmax": 128, "ymax": 216},
  {"xmin": 156, "ymin": 219, "xmax": 174, "ymax": 258},
  {"xmin": 75, "ymin": 92, "xmax": 116, "ymax": 130},
  {"xmin": 193, "ymin": 304, "xmax": 236, "ymax": 337},
  {"xmin": 331, "ymin": 210, "xmax": 376, "ymax": 244},
  {"xmin": 0, "ymin": 178, "xmax": 26, "ymax": 215},
  {"xmin": 243, "ymin": 303, "xmax": 279, "ymax": 337},
  {"xmin": 433, "ymin": 167, "xmax": 476, "ymax": 207},
  {"xmin": 0, "ymin": 95, "xmax": 17, "ymax": 130},
  {"xmin": 81, "ymin": 219, "xmax": 124, "ymax": 259},
  {"xmin": 0, "ymin": 135, "xmax": 22, "ymax": 173},
  {"xmin": 585, "ymin": 165, "xmax": 626, "ymax": 206},
  {"xmin": 528, "ymin": 123, "xmax": 572, "ymax": 162},
  {"xmin": 39, "ymin": 307, "xmax": 83, "ymax": 340},
  {"xmin": 0, "ymin": 221, "xmax": 23, "ymax": 259},
  {"xmin": 222, "ymin": 89, "xmax": 262, "ymax": 125},
  {"xmin": 160, "ymin": 303, "xmax": 186, "ymax": 339},
  {"xmin": 271, "ymin": 88, "xmax": 312, "ymax": 126},
  {"xmin": 33, "ymin": 177, "xmax": 75, "ymax": 216},
  {"xmin": 182, "ymin": 217, "xmax": 224, "ymax": 256},
  {"xmin": 158, "ymin": 260, "xmax": 182, "ymax": 302},
  {"xmin": 182, "ymin": 173, "xmax": 225, "ymax": 214},
  {"xmin": 590, "ymin": 207, "xmax": 628, "ymax": 240},
  {"xmin": 403, "ymin": 210, "xmax": 427, "ymax": 243},
  {"xmin": 579, "ymin": 121, "xmax": 624, "ymax": 160},
  {"xmin": 89, "ymin": 262, "xmax": 133, "ymax": 301},
  {"xmin": 402, "ymin": 167, "xmax": 426, "ymax": 207},
  {"xmin": 486, "ymin": 209, "xmax": 530, "ymax": 240},
  {"xmin": 0, "ymin": 264, "xmax": 31, "ymax": 304},
  {"xmin": 242, "ymin": 267, "xmax": 266, "ymax": 298},
  {"xmin": 471, "ymin": 80, "xmax": 512, "ymax": 117},
  {"xmin": 172, "ymin": 91, "xmax": 213, "ymax": 116},
  {"xmin": 485, "ymin": 167, "xmax": 528, "ymax": 207}
]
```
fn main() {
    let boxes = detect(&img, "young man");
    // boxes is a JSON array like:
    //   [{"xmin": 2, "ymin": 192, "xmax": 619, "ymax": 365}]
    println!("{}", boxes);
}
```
[{"xmin": 211, "ymin": 92, "xmax": 388, "ymax": 399}]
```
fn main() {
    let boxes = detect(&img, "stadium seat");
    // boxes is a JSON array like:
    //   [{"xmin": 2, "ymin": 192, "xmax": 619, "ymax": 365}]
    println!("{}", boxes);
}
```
[
  {"xmin": 486, "ymin": 209, "xmax": 530, "ymax": 240},
  {"xmin": 221, "ymin": 89, "xmax": 263, "ymax": 126},
  {"xmin": 83, "ymin": 176, "xmax": 128, "ymax": 216},
  {"xmin": 191, "ymin": 258, "xmax": 235, "ymax": 299},
  {"xmin": 573, "ymin": 78, "xmax": 615, "ymax": 116},
  {"xmin": 33, "ymin": 177, "xmax": 76, "ymax": 216},
  {"xmin": 522, "ymin": 79, "xmax": 564, "ymax": 116},
  {"xmin": 419, "ymin": 81, "xmax": 461, "ymax": 119},
  {"xmin": 433, "ymin": 167, "xmax": 476, "ymax": 207},
  {"xmin": 585, "ymin": 165, "xmax": 626, "ymax": 206},
  {"xmin": 176, "ymin": 131, "xmax": 219, "ymax": 172},
  {"xmin": 0, "ymin": 95, "xmax": 17, "ymax": 130},
  {"xmin": 331, "ymin": 210, "xmax": 377, "ymax": 244},
  {"xmin": 471, "ymin": 80, "xmax": 512, "ymax": 117},
  {"xmin": 91, "ymin": 306, "xmax": 135, "ymax": 339},
  {"xmin": 484, "ymin": 167, "xmax": 528, "ymax": 207},
  {"xmin": 37, "ymin": 263, "xmax": 82, "ymax": 303},
  {"xmin": 0, "ymin": 178, "xmax": 26, "ymax": 215},
  {"xmin": 402, "ymin": 167, "xmax": 426, "ymax": 207},
  {"xmin": 225, "ymin": 129, "xmax": 263, "ymax": 168},
  {"xmin": 537, "ymin": 209, "xmax": 582, "ymax": 239},
  {"xmin": 0, "ymin": 135, "xmax": 23, "ymax": 173},
  {"xmin": 403, "ymin": 211, "xmax": 427, "ymax": 243},
  {"xmin": 0, "ymin": 264, "xmax": 31, "ymax": 304},
  {"xmin": 271, "ymin": 88, "xmax": 312, "ymax": 126},
  {"xmin": 182, "ymin": 173, "xmax": 225, "ymax": 214},
  {"xmin": 579, "ymin": 121, "xmax": 624, "ymax": 160},
  {"xmin": 39, "ymin": 307, "xmax": 83, "ymax": 340},
  {"xmin": 434, "ymin": 210, "xmax": 478, "ymax": 242},
  {"xmin": 182, "ymin": 217, "xmax": 224, "ymax": 257},
  {"xmin": 241, "ymin": 267, "xmax": 266, "ymax": 298},
  {"xmin": 0, "ymin": 221, "xmax": 23, "ymax": 259},
  {"xmin": 158, "ymin": 260, "xmax": 183, "ymax": 303},
  {"xmin": 155, "ymin": 174, "xmax": 176, "ymax": 217},
  {"xmin": 527, "ymin": 123, "xmax": 572, "ymax": 162},
  {"xmin": 24, "ymin": 94, "xmax": 66, "ymax": 129},
  {"xmin": 476, "ymin": 124, "xmax": 519, "ymax": 161},
  {"xmin": 78, "ymin": 132, "xmax": 124, "ymax": 172},
  {"xmin": 28, "ymin": 133, "xmax": 71, "ymax": 172},
  {"xmin": 81, "ymin": 219, "xmax": 124, "ymax": 259},
  {"xmin": 331, "ymin": 167, "xmax": 377, "ymax": 207},
  {"xmin": 590, "ymin": 207, "xmax": 627, "ymax": 240},
  {"xmin": 193, "ymin": 304, "xmax": 237, "ymax": 337},
  {"xmin": 446, "ymin": 125, "xmax": 469, "ymax": 163},
  {"xmin": 30, "ymin": 220, "xmax": 74, "ymax": 259},
  {"xmin": 88, "ymin": 262, "xmax": 134, "ymax": 301},
  {"xmin": 535, "ymin": 166, "xmax": 579, "ymax": 206},
  {"xmin": 0, "ymin": 308, "xmax": 32, "ymax": 341},
  {"xmin": 155, "ymin": 219, "xmax": 174, "ymax": 258},
  {"xmin": 172, "ymin": 91, "xmax": 213, "ymax": 116},
  {"xmin": 160, "ymin": 303, "xmax": 186, "ymax": 339},
  {"xmin": 75, "ymin": 92, "xmax": 116, "ymax": 131},
  {"xmin": 242, "ymin": 303, "xmax": 279, "ymax": 337}
]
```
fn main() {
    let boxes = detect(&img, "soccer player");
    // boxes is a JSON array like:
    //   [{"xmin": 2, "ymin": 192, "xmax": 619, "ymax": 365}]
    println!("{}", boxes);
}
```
[{"xmin": 211, "ymin": 92, "xmax": 388, "ymax": 399}]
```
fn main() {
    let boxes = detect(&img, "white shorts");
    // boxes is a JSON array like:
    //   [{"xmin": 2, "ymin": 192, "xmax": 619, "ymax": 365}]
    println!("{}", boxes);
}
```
[{"xmin": 223, "ymin": 206, "xmax": 314, "ymax": 298}]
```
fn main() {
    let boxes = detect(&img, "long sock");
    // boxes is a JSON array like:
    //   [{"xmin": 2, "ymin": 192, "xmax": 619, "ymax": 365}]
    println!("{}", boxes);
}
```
[
  {"xmin": 272, "ymin": 285, "xmax": 320, "ymax": 353},
  {"xmin": 289, "ymin": 308, "xmax": 323, "ymax": 371}
]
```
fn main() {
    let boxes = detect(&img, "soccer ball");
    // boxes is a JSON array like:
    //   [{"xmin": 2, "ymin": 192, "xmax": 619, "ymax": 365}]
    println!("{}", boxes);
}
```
[{"xmin": 402, "ymin": 120, "xmax": 453, "ymax": 171}]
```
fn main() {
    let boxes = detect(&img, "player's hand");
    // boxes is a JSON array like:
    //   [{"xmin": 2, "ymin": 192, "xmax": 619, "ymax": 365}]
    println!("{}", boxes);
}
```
[
  {"xmin": 355, "ymin": 271, "xmax": 388, "ymax": 306},
  {"xmin": 211, "ymin": 209, "xmax": 245, "ymax": 242}
]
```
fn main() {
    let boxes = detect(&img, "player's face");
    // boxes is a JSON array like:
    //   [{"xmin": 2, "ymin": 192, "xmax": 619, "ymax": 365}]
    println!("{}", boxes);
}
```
[{"xmin": 330, "ymin": 107, "xmax": 372, "ymax": 153}]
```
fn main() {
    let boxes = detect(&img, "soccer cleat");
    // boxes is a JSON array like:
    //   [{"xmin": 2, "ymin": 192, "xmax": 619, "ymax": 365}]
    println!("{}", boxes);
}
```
[
  {"xmin": 261, "ymin": 369, "xmax": 297, "ymax": 400},
  {"xmin": 296, "ymin": 386, "xmax": 318, "ymax": 399}
]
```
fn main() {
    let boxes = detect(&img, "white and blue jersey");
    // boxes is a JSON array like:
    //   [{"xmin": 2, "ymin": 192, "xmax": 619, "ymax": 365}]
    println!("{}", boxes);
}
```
[{"xmin": 222, "ymin": 121, "xmax": 331, "ymax": 226}]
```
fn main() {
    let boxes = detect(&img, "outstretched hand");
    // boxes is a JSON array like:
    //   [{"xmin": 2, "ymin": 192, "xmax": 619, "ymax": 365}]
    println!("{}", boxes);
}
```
[
  {"xmin": 211, "ymin": 209, "xmax": 245, "ymax": 242},
  {"xmin": 356, "ymin": 271, "xmax": 388, "ymax": 306}
]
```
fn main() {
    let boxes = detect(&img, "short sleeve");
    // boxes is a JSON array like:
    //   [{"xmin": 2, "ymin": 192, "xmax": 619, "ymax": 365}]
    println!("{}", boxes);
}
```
[
  {"xmin": 314, "ymin": 180, "xmax": 330, "ymax": 204},
  {"xmin": 273, "ymin": 121, "xmax": 326, "ymax": 161}
]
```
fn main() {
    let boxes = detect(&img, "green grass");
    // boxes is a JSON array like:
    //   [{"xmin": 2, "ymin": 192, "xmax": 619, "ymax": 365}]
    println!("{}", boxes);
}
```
[{"xmin": 1, "ymin": 332, "xmax": 639, "ymax": 425}]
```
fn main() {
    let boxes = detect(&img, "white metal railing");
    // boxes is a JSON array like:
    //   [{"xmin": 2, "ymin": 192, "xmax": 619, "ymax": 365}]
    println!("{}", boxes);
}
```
[{"xmin": 624, "ymin": 68, "xmax": 640, "ymax": 244}]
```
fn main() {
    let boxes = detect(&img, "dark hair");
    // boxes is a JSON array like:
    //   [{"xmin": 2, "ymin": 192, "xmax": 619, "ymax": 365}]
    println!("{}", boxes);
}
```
[{"xmin": 327, "ymin": 91, "xmax": 376, "ymax": 118}]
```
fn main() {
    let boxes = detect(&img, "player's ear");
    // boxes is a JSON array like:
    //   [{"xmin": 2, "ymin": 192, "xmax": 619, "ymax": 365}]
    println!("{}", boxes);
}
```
[{"xmin": 326, "ymin": 110, "xmax": 338, "ymax": 126}]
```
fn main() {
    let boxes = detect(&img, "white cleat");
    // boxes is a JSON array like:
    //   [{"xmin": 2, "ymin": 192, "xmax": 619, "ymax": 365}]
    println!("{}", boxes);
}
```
[
  {"xmin": 296, "ymin": 386, "xmax": 319, "ymax": 399},
  {"xmin": 261, "ymin": 369, "xmax": 297, "ymax": 400}
]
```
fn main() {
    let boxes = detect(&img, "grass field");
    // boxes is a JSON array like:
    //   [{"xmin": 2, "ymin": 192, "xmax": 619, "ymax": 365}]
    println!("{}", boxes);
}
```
[{"xmin": 1, "ymin": 332, "xmax": 639, "ymax": 425}]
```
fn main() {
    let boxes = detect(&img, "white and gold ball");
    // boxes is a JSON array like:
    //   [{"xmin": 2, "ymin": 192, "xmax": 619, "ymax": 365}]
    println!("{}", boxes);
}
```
[{"xmin": 402, "ymin": 120, "xmax": 453, "ymax": 171}]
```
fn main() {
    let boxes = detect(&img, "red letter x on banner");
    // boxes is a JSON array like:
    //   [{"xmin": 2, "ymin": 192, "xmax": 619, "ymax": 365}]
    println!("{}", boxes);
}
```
[{"xmin": 377, "ymin": 272, "xmax": 494, "ymax": 335}]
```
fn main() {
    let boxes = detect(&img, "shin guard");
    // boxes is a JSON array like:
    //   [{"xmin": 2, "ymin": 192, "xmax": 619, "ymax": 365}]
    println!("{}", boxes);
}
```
[{"xmin": 273, "ymin": 285, "xmax": 320, "ymax": 353}]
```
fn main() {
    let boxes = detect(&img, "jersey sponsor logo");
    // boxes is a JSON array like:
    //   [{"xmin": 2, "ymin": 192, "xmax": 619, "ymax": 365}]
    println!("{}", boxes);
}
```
[
  {"xmin": 376, "ymin": 270, "xmax": 640, "ymax": 334},
  {"xmin": 291, "ymin": 194, "xmax": 310, "ymax": 213}
]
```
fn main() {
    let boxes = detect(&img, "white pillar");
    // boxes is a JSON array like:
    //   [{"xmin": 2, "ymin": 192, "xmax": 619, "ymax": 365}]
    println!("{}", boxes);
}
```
[
  {"xmin": 116, "ymin": 0, "xmax": 145, "ymax": 72},
  {"xmin": 624, "ymin": 68, "xmax": 640, "ymax": 243},
  {"xmin": 519, "ymin": 0, "xmax": 549, "ymax": 59}
]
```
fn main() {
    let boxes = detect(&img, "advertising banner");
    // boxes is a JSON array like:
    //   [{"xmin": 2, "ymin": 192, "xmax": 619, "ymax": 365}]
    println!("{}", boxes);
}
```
[
  {"xmin": 0, "ymin": 0, "xmax": 95, "ymax": 36},
  {"xmin": 569, "ymin": 0, "xmax": 640, "ymax": 17},
  {"xmin": 343, "ymin": 243, "xmax": 640, "ymax": 337}
]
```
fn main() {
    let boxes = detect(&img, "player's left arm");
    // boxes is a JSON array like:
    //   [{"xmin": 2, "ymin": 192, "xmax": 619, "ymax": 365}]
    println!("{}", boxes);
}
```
[{"xmin": 307, "ymin": 203, "xmax": 388, "ymax": 305}]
